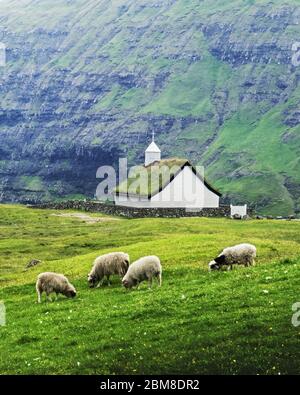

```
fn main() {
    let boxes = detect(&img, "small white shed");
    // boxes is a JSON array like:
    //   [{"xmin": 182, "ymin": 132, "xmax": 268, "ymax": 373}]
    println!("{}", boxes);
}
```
[{"xmin": 230, "ymin": 204, "xmax": 248, "ymax": 218}]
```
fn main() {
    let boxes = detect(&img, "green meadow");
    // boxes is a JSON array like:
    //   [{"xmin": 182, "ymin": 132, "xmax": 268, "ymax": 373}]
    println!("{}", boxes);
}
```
[{"xmin": 0, "ymin": 204, "xmax": 300, "ymax": 375}]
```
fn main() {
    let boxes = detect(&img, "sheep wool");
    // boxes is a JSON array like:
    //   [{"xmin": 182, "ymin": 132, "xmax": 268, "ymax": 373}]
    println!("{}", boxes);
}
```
[
  {"xmin": 36, "ymin": 272, "xmax": 77, "ymax": 303},
  {"xmin": 88, "ymin": 252, "xmax": 130, "ymax": 288},
  {"xmin": 209, "ymin": 243, "xmax": 256, "ymax": 271},
  {"xmin": 122, "ymin": 255, "xmax": 162, "ymax": 289}
]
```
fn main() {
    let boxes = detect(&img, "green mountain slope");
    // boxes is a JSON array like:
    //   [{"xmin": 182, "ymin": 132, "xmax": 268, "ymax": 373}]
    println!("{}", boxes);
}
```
[{"xmin": 0, "ymin": 0, "xmax": 299, "ymax": 214}]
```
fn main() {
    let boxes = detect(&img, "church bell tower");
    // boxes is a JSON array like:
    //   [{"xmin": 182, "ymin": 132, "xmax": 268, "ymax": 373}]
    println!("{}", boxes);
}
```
[{"xmin": 145, "ymin": 132, "xmax": 161, "ymax": 166}]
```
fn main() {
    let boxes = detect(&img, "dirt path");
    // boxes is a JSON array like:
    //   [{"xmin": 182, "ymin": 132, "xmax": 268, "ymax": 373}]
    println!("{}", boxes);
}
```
[{"xmin": 51, "ymin": 213, "xmax": 120, "ymax": 224}]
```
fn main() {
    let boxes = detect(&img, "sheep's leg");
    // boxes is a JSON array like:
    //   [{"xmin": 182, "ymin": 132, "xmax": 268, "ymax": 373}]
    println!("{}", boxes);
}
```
[
  {"xmin": 148, "ymin": 278, "xmax": 153, "ymax": 289},
  {"xmin": 157, "ymin": 273, "xmax": 162, "ymax": 287},
  {"xmin": 107, "ymin": 275, "xmax": 111, "ymax": 286},
  {"xmin": 55, "ymin": 293, "xmax": 58, "ymax": 301},
  {"xmin": 227, "ymin": 265, "xmax": 233, "ymax": 271},
  {"xmin": 37, "ymin": 290, "xmax": 42, "ymax": 304},
  {"xmin": 96, "ymin": 278, "xmax": 104, "ymax": 288},
  {"xmin": 46, "ymin": 292, "xmax": 52, "ymax": 302}
]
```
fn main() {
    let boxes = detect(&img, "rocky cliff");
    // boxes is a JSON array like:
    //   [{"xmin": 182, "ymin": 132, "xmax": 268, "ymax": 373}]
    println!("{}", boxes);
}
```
[{"xmin": 0, "ymin": 0, "xmax": 299, "ymax": 215}]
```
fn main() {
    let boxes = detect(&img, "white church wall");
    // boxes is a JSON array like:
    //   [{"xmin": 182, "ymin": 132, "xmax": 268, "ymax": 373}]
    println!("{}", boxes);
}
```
[
  {"xmin": 115, "ymin": 193, "xmax": 149, "ymax": 207},
  {"xmin": 115, "ymin": 166, "xmax": 220, "ymax": 209},
  {"xmin": 151, "ymin": 166, "xmax": 219, "ymax": 208}
]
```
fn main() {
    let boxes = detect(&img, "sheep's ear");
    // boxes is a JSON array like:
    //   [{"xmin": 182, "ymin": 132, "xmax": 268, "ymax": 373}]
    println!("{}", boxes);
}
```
[{"xmin": 215, "ymin": 255, "xmax": 226, "ymax": 265}]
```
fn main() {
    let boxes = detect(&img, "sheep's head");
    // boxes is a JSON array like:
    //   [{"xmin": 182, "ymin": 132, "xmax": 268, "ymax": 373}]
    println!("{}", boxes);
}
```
[
  {"xmin": 88, "ymin": 273, "xmax": 97, "ymax": 288},
  {"xmin": 122, "ymin": 278, "xmax": 130, "ymax": 289},
  {"xmin": 65, "ymin": 285, "xmax": 77, "ymax": 298},
  {"xmin": 208, "ymin": 260, "xmax": 220, "ymax": 271},
  {"xmin": 209, "ymin": 254, "xmax": 226, "ymax": 271},
  {"xmin": 122, "ymin": 277, "xmax": 136, "ymax": 289}
]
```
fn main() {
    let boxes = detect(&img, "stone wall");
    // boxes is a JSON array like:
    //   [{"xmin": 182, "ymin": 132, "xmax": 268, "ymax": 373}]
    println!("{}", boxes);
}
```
[{"xmin": 31, "ymin": 200, "xmax": 233, "ymax": 218}]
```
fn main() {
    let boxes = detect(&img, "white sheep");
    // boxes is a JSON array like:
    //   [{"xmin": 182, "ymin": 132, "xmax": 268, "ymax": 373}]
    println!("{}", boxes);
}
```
[
  {"xmin": 36, "ymin": 272, "xmax": 77, "ymax": 303},
  {"xmin": 208, "ymin": 243, "xmax": 257, "ymax": 271},
  {"xmin": 122, "ymin": 255, "xmax": 162, "ymax": 289},
  {"xmin": 88, "ymin": 252, "xmax": 130, "ymax": 288}
]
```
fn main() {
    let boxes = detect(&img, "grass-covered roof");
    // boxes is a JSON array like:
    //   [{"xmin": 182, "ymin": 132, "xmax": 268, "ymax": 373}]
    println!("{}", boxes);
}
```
[{"xmin": 115, "ymin": 158, "xmax": 221, "ymax": 198}]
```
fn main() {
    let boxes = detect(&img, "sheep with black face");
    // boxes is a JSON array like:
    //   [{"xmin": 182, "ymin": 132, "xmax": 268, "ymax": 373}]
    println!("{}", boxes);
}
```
[
  {"xmin": 88, "ymin": 252, "xmax": 130, "ymax": 288},
  {"xmin": 209, "ymin": 243, "xmax": 256, "ymax": 271}
]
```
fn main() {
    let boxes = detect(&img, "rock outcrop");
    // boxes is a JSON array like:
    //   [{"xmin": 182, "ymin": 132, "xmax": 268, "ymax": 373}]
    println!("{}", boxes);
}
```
[{"xmin": 0, "ymin": 0, "xmax": 299, "ymax": 215}]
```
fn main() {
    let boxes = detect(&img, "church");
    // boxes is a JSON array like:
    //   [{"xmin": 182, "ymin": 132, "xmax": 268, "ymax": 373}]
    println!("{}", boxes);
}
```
[{"xmin": 114, "ymin": 134, "xmax": 221, "ymax": 209}]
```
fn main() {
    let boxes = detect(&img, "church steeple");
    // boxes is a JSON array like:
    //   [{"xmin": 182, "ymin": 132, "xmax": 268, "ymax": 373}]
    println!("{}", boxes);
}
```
[{"xmin": 145, "ymin": 132, "xmax": 161, "ymax": 166}]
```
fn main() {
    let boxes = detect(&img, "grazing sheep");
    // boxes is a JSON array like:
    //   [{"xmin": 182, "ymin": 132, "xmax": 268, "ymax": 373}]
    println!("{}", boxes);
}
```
[
  {"xmin": 122, "ymin": 255, "xmax": 162, "ymax": 289},
  {"xmin": 209, "ymin": 243, "xmax": 256, "ymax": 271},
  {"xmin": 36, "ymin": 272, "xmax": 76, "ymax": 303},
  {"xmin": 88, "ymin": 252, "xmax": 130, "ymax": 288}
]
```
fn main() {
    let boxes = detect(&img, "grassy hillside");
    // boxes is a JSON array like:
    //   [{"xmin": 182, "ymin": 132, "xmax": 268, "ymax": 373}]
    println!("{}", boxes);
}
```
[
  {"xmin": 0, "ymin": 0, "xmax": 299, "ymax": 214},
  {"xmin": 1, "ymin": 205, "xmax": 300, "ymax": 374}
]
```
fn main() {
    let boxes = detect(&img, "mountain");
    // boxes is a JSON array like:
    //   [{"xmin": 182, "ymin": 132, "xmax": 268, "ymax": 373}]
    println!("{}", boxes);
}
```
[{"xmin": 0, "ymin": 0, "xmax": 299, "ymax": 215}]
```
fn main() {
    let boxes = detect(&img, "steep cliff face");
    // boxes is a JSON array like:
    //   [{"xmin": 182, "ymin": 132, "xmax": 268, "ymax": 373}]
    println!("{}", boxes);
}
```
[{"xmin": 0, "ymin": 0, "xmax": 299, "ymax": 214}]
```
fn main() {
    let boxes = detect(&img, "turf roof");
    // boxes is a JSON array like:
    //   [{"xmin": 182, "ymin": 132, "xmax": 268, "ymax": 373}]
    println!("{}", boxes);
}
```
[{"xmin": 115, "ymin": 158, "xmax": 221, "ymax": 198}]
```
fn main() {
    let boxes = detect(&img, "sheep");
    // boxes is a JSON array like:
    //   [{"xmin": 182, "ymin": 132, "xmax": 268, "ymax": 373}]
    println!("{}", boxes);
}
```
[
  {"xmin": 36, "ymin": 272, "xmax": 77, "ymax": 303},
  {"xmin": 208, "ymin": 243, "xmax": 256, "ymax": 271},
  {"xmin": 122, "ymin": 255, "xmax": 162, "ymax": 290},
  {"xmin": 88, "ymin": 252, "xmax": 130, "ymax": 288}
]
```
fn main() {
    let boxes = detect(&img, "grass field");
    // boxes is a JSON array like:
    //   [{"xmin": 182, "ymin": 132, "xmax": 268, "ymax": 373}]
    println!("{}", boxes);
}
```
[{"xmin": 1, "ymin": 204, "xmax": 300, "ymax": 375}]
